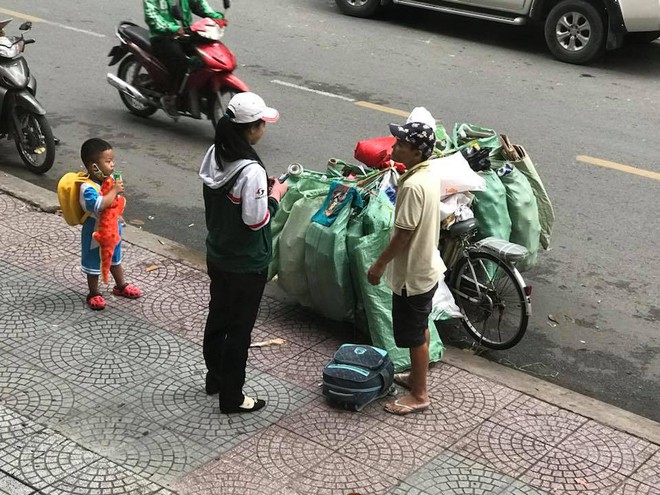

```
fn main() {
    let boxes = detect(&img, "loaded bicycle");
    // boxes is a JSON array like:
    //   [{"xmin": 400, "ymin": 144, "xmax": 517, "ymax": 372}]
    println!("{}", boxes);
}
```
[{"xmin": 441, "ymin": 218, "xmax": 532, "ymax": 350}]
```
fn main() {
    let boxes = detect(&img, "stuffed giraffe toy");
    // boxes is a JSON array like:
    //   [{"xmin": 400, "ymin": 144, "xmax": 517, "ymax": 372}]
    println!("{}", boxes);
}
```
[{"xmin": 92, "ymin": 176, "xmax": 126, "ymax": 283}]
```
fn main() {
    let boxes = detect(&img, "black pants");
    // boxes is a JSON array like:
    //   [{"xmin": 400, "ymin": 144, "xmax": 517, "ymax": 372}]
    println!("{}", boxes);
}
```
[
  {"xmin": 203, "ymin": 260, "xmax": 267, "ymax": 410},
  {"xmin": 151, "ymin": 37, "xmax": 188, "ymax": 92}
]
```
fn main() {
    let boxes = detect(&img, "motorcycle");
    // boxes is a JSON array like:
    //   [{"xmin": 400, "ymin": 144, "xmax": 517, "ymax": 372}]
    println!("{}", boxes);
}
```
[
  {"xmin": 106, "ymin": 12, "xmax": 248, "ymax": 127},
  {"xmin": 0, "ymin": 18, "xmax": 55, "ymax": 174}
]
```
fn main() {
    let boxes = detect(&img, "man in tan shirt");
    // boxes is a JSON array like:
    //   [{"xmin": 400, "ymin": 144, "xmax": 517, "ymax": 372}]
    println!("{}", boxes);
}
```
[{"xmin": 368, "ymin": 121, "xmax": 443, "ymax": 415}]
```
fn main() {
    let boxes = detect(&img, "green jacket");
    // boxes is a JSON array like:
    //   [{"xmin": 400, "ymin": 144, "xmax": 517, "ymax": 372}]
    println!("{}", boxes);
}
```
[{"xmin": 143, "ymin": 0, "xmax": 223, "ymax": 37}]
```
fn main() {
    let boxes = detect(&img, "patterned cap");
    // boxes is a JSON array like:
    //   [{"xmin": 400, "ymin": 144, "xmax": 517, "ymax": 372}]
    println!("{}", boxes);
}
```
[{"xmin": 389, "ymin": 122, "xmax": 436, "ymax": 158}]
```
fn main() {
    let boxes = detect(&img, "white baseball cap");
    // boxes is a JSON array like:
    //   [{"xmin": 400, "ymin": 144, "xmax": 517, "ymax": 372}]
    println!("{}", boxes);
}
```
[{"xmin": 226, "ymin": 92, "xmax": 279, "ymax": 124}]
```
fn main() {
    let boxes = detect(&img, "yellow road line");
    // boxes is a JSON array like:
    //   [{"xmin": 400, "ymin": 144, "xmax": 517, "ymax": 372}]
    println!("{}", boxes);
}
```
[
  {"xmin": 0, "ymin": 8, "xmax": 43, "ymax": 23},
  {"xmin": 354, "ymin": 101, "xmax": 411, "ymax": 118},
  {"xmin": 577, "ymin": 155, "xmax": 660, "ymax": 181}
]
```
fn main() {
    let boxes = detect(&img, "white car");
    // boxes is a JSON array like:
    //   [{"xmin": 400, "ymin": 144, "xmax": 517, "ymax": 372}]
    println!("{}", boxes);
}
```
[{"xmin": 334, "ymin": 0, "xmax": 660, "ymax": 64}]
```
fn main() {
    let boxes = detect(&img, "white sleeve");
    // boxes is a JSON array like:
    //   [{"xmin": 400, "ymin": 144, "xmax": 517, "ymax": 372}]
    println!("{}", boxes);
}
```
[{"xmin": 229, "ymin": 163, "xmax": 270, "ymax": 230}]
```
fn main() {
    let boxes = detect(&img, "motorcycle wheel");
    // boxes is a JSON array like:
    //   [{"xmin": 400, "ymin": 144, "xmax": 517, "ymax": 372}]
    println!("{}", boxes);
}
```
[
  {"xmin": 14, "ymin": 110, "xmax": 55, "ymax": 174},
  {"xmin": 211, "ymin": 88, "xmax": 241, "ymax": 129},
  {"xmin": 117, "ymin": 55, "xmax": 158, "ymax": 117}
]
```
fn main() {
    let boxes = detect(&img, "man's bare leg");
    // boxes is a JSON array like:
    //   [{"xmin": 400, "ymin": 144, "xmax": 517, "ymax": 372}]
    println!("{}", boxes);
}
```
[{"xmin": 386, "ymin": 327, "xmax": 431, "ymax": 413}]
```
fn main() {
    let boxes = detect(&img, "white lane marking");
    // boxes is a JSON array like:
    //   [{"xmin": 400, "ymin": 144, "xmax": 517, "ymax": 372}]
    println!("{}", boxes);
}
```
[
  {"xmin": 0, "ymin": 7, "xmax": 106, "ymax": 38},
  {"xmin": 271, "ymin": 80, "xmax": 355, "ymax": 102}
]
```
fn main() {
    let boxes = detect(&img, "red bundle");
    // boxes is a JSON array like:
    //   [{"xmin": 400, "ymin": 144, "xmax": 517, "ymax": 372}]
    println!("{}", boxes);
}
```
[{"xmin": 354, "ymin": 136, "xmax": 406, "ymax": 172}]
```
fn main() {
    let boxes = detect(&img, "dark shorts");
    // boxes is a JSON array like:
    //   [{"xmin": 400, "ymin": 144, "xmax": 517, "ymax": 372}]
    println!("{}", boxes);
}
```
[{"xmin": 392, "ymin": 284, "xmax": 438, "ymax": 348}]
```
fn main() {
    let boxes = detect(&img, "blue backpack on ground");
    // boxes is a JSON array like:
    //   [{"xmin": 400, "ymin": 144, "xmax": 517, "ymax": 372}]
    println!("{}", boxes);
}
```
[{"xmin": 322, "ymin": 344, "xmax": 395, "ymax": 411}]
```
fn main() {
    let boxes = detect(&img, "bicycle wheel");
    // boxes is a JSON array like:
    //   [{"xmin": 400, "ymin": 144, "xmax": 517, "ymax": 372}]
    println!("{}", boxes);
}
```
[{"xmin": 450, "ymin": 251, "xmax": 528, "ymax": 350}]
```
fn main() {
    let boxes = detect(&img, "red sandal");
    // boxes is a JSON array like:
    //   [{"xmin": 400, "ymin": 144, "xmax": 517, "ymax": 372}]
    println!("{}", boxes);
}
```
[
  {"xmin": 87, "ymin": 293, "xmax": 106, "ymax": 311},
  {"xmin": 112, "ymin": 283, "xmax": 142, "ymax": 299}
]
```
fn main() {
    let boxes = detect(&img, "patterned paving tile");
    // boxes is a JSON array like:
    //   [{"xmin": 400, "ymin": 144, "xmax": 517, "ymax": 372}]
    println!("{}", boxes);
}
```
[
  {"xmin": 488, "ymin": 395, "xmax": 587, "ymax": 446},
  {"xmin": 247, "ymin": 335, "xmax": 307, "ymax": 372},
  {"xmin": 255, "ymin": 294, "xmax": 297, "ymax": 325},
  {"xmin": 342, "ymin": 419, "xmax": 446, "ymax": 480},
  {"xmin": 168, "ymin": 307, "xmax": 207, "ymax": 345},
  {"xmin": 135, "ymin": 365, "xmax": 315, "ymax": 444},
  {"xmin": 0, "ymin": 309, "xmax": 59, "ymax": 353},
  {"xmin": 55, "ymin": 410, "xmax": 216, "ymax": 485},
  {"xmin": 120, "ymin": 254, "xmax": 201, "ymax": 289},
  {"xmin": 40, "ymin": 458, "xmax": 165, "ymax": 495},
  {"xmin": 289, "ymin": 450, "xmax": 400, "ymax": 494},
  {"xmin": 633, "ymin": 451, "xmax": 660, "ymax": 486},
  {"xmin": 365, "ymin": 393, "xmax": 487, "ymax": 448},
  {"xmin": 7, "ymin": 211, "xmax": 70, "ymax": 238},
  {"xmin": 499, "ymin": 481, "xmax": 551, "ymax": 494},
  {"xmin": 32, "ymin": 225, "xmax": 81, "ymax": 256},
  {"xmin": 558, "ymin": 420, "xmax": 658, "ymax": 476},
  {"xmin": 0, "ymin": 193, "xmax": 32, "ymax": 216},
  {"xmin": 0, "ymin": 224, "xmax": 31, "ymax": 247},
  {"xmin": 222, "ymin": 424, "xmax": 333, "ymax": 479},
  {"xmin": 0, "ymin": 354, "xmax": 101, "ymax": 425},
  {"xmin": 0, "ymin": 470, "xmax": 34, "ymax": 495},
  {"xmin": 0, "ymin": 407, "xmax": 45, "ymax": 472},
  {"xmin": 450, "ymin": 420, "xmax": 553, "ymax": 478},
  {"xmin": 520, "ymin": 446, "xmax": 627, "ymax": 493},
  {"xmin": 266, "ymin": 347, "xmax": 329, "ymax": 391},
  {"xmin": 395, "ymin": 451, "xmax": 515, "ymax": 494},
  {"xmin": 123, "ymin": 276, "xmax": 207, "ymax": 328},
  {"xmin": 276, "ymin": 397, "xmax": 381, "ymax": 449},
  {"xmin": 2, "ymin": 237, "xmax": 69, "ymax": 269},
  {"xmin": 429, "ymin": 368, "xmax": 522, "ymax": 420},
  {"xmin": 255, "ymin": 306, "xmax": 349, "ymax": 349},
  {"xmin": 17, "ymin": 329, "xmax": 160, "ymax": 395},
  {"xmin": 601, "ymin": 479, "xmax": 660, "ymax": 495},
  {"xmin": 173, "ymin": 457, "xmax": 299, "ymax": 495},
  {"xmin": 1, "ymin": 429, "xmax": 100, "ymax": 491}
]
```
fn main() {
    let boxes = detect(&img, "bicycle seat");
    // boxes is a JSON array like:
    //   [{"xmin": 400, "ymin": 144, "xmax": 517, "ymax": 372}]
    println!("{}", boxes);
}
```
[
  {"xmin": 118, "ymin": 22, "xmax": 152, "ymax": 52},
  {"xmin": 446, "ymin": 218, "xmax": 478, "ymax": 237}
]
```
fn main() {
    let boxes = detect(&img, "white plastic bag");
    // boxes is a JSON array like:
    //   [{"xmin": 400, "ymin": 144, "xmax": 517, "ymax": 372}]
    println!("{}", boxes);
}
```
[
  {"xmin": 430, "ymin": 273, "xmax": 462, "ymax": 321},
  {"xmin": 406, "ymin": 107, "xmax": 437, "ymax": 132},
  {"xmin": 429, "ymin": 153, "xmax": 486, "ymax": 198}
]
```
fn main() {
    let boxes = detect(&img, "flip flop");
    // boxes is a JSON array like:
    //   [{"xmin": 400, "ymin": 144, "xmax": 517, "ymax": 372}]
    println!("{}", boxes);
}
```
[
  {"xmin": 384, "ymin": 399, "xmax": 429, "ymax": 416},
  {"xmin": 112, "ymin": 283, "xmax": 142, "ymax": 299}
]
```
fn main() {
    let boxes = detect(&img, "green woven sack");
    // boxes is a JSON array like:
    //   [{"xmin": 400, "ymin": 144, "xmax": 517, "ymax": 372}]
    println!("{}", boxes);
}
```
[
  {"xmin": 276, "ymin": 192, "xmax": 326, "ymax": 307},
  {"xmin": 499, "ymin": 167, "xmax": 541, "ymax": 272},
  {"xmin": 452, "ymin": 123, "xmax": 502, "ymax": 155},
  {"xmin": 472, "ymin": 170, "xmax": 512, "ymax": 242},
  {"xmin": 304, "ymin": 205, "xmax": 355, "ymax": 322},
  {"xmin": 509, "ymin": 153, "xmax": 554, "ymax": 250},
  {"xmin": 269, "ymin": 171, "xmax": 342, "ymax": 280},
  {"xmin": 347, "ymin": 192, "xmax": 444, "ymax": 372}
]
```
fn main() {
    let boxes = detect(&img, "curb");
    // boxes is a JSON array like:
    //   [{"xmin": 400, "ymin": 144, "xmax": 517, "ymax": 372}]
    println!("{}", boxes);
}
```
[{"xmin": 2, "ymin": 173, "xmax": 659, "ymax": 446}]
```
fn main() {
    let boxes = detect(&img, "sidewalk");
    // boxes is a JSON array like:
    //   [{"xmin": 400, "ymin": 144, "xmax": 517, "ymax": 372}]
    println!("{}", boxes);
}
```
[{"xmin": 1, "ymin": 178, "xmax": 659, "ymax": 495}]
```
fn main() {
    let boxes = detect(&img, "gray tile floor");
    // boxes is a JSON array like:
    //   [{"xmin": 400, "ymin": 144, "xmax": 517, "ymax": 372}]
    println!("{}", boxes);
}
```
[{"xmin": 1, "ymin": 192, "xmax": 659, "ymax": 494}]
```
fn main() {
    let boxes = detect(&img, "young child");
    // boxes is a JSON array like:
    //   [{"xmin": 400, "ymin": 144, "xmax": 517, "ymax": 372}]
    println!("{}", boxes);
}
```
[{"xmin": 79, "ymin": 138, "xmax": 142, "ymax": 310}]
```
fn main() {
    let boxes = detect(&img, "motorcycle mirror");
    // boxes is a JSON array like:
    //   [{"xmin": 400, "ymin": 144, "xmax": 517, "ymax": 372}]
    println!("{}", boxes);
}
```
[
  {"xmin": 19, "ymin": 21, "xmax": 32, "ymax": 31},
  {"xmin": 223, "ymin": 0, "xmax": 231, "ymax": 9}
]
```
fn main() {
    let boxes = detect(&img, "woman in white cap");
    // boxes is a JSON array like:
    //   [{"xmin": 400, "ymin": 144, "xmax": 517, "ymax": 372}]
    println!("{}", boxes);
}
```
[{"xmin": 198, "ymin": 92, "xmax": 287, "ymax": 413}]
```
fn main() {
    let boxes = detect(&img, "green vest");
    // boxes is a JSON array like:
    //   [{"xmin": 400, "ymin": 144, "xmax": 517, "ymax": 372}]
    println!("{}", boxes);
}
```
[{"xmin": 203, "ymin": 179, "xmax": 279, "ymax": 274}]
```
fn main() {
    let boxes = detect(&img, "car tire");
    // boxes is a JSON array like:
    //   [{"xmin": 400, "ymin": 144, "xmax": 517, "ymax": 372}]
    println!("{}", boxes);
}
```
[
  {"xmin": 334, "ymin": 0, "xmax": 381, "ymax": 18},
  {"xmin": 626, "ymin": 31, "xmax": 660, "ymax": 44},
  {"xmin": 544, "ymin": 0, "xmax": 606, "ymax": 64}
]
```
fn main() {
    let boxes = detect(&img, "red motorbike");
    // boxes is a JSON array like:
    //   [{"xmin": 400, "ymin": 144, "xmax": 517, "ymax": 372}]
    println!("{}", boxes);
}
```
[{"xmin": 106, "ymin": 16, "xmax": 248, "ymax": 127}]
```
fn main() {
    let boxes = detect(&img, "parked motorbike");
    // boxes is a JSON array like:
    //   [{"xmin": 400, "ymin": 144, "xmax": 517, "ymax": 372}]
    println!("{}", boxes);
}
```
[
  {"xmin": 106, "ymin": 13, "xmax": 248, "ymax": 127},
  {"xmin": 0, "ymin": 19, "xmax": 55, "ymax": 174}
]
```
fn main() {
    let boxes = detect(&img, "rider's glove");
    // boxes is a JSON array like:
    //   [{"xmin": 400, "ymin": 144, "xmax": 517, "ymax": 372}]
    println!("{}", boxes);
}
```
[{"xmin": 215, "ymin": 18, "xmax": 228, "ymax": 28}]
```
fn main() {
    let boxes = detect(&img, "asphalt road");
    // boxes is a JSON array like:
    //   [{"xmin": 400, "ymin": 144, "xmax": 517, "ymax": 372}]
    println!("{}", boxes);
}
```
[{"xmin": 1, "ymin": 1, "xmax": 659, "ymax": 420}]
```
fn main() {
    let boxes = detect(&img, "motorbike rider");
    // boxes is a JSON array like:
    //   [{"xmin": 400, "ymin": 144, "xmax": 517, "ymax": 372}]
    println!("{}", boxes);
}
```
[{"xmin": 143, "ymin": 0, "xmax": 226, "ymax": 119}]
